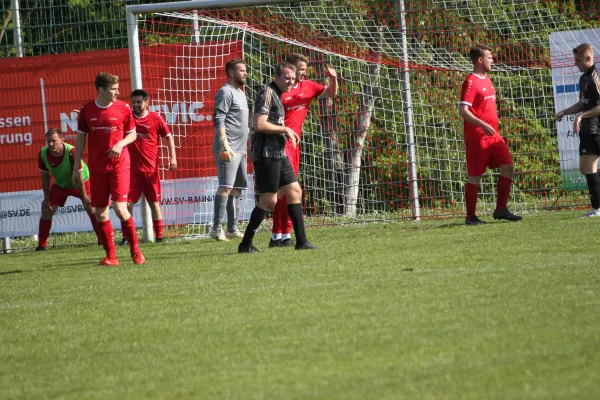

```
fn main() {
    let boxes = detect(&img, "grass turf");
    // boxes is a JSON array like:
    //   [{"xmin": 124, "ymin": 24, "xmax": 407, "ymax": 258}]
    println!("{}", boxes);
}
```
[{"xmin": 1, "ymin": 211, "xmax": 599, "ymax": 399}]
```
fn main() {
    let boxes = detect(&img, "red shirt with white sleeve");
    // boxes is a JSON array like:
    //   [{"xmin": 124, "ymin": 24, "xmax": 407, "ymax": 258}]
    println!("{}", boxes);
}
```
[
  {"xmin": 282, "ymin": 80, "xmax": 326, "ymax": 136},
  {"xmin": 130, "ymin": 111, "xmax": 171, "ymax": 173},
  {"xmin": 459, "ymin": 73, "xmax": 500, "ymax": 141},
  {"xmin": 77, "ymin": 99, "xmax": 136, "ymax": 173}
]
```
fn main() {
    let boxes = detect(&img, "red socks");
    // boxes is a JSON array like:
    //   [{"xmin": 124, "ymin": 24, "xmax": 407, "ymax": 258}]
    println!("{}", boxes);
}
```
[
  {"xmin": 272, "ymin": 195, "xmax": 292, "ymax": 235},
  {"xmin": 153, "ymin": 219, "xmax": 163, "ymax": 240},
  {"xmin": 496, "ymin": 176, "xmax": 512, "ymax": 211},
  {"xmin": 89, "ymin": 213, "xmax": 102, "ymax": 244},
  {"xmin": 98, "ymin": 220, "xmax": 117, "ymax": 259},
  {"xmin": 465, "ymin": 182, "xmax": 478, "ymax": 219},
  {"xmin": 38, "ymin": 219, "xmax": 52, "ymax": 248},
  {"xmin": 121, "ymin": 217, "xmax": 139, "ymax": 254},
  {"xmin": 271, "ymin": 197, "xmax": 284, "ymax": 235}
]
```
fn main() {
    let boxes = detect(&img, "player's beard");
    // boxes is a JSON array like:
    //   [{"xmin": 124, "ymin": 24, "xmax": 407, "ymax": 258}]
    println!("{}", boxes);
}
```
[
  {"xmin": 236, "ymin": 76, "xmax": 246, "ymax": 86},
  {"xmin": 50, "ymin": 144, "xmax": 63, "ymax": 155}
]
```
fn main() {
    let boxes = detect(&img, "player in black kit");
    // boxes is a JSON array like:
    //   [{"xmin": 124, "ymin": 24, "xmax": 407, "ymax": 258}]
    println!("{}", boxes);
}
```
[{"xmin": 556, "ymin": 43, "xmax": 600, "ymax": 217}]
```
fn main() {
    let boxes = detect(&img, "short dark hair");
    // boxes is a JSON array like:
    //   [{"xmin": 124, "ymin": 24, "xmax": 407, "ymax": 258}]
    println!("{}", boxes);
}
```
[
  {"xmin": 275, "ymin": 62, "xmax": 296, "ymax": 77},
  {"xmin": 285, "ymin": 53, "xmax": 309, "ymax": 66},
  {"xmin": 45, "ymin": 128, "xmax": 63, "ymax": 138},
  {"xmin": 469, "ymin": 44, "xmax": 492, "ymax": 65},
  {"xmin": 131, "ymin": 89, "xmax": 149, "ymax": 100},
  {"xmin": 225, "ymin": 58, "xmax": 246, "ymax": 76},
  {"xmin": 95, "ymin": 72, "xmax": 119, "ymax": 90}
]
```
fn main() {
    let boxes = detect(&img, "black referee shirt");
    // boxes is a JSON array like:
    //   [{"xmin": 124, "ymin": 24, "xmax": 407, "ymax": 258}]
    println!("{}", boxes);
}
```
[
  {"xmin": 252, "ymin": 82, "xmax": 286, "ymax": 161},
  {"xmin": 579, "ymin": 64, "xmax": 600, "ymax": 135}
]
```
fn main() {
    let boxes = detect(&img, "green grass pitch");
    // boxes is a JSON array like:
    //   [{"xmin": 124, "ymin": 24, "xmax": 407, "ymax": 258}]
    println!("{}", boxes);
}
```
[{"xmin": 1, "ymin": 211, "xmax": 599, "ymax": 399}]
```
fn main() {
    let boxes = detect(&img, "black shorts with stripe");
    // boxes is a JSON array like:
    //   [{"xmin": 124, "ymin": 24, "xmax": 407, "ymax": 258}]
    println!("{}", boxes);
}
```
[{"xmin": 579, "ymin": 132, "xmax": 600, "ymax": 156}]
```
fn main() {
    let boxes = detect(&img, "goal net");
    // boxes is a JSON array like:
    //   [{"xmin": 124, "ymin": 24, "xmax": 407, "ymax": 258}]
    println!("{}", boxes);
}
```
[{"xmin": 129, "ymin": 0, "xmax": 600, "ymax": 237}]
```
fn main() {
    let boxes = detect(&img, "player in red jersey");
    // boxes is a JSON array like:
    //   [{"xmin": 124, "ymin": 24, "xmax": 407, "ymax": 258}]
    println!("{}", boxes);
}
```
[
  {"xmin": 123, "ymin": 89, "xmax": 177, "ymax": 243},
  {"xmin": 36, "ymin": 128, "xmax": 102, "ymax": 251},
  {"xmin": 269, "ymin": 53, "xmax": 338, "ymax": 247},
  {"xmin": 73, "ymin": 72, "xmax": 145, "ymax": 266},
  {"xmin": 458, "ymin": 44, "xmax": 522, "ymax": 225}
]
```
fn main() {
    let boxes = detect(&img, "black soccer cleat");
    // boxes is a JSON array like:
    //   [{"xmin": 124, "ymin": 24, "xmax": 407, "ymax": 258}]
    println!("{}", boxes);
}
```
[
  {"xmin": 35, "ymin": 246, "xmax": 46, "ymax": 251},
  {"xmin": 238, "ymin": 243, "xmax": 260, "ymax": 253},
  {"xmin": 280, "ymin": 238, "xmax": 295, "ymax": 247},
  {"xmin": 493, "ymin": 208, "xmax": 522, "ymax": 222},
  {"xmin": 465, "ymin": 216, "xmax": 487, "ymax": 226},
  {"xmin": 295, "ymin": 241, "xmax": 317, "ymax": 250},
  {"xmin": 155, "ymin": 238, "xmax": 164, "ymax": 243},
  {"xmin": 269, "ymin": 239, "xmax": 281, "ymax": 248},
  {"xmin": 119, "ymin": 238, "xmax": 128, "ymax": 246}
]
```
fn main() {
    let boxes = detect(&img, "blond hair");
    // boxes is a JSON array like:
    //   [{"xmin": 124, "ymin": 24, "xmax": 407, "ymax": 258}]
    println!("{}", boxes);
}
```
[
  {"xmin": 285, "ymin": 53, "xmax": 309, "ymax": 66},
  {"xmin": 573, "ymin": 43, "xmax": 594, "ymax": 57}
]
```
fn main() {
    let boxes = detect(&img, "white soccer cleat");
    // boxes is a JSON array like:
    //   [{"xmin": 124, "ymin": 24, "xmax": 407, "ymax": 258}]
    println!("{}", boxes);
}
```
[
  {"xmin": 209, "ymin": 229, "xmax": 229, "ymax": 241},
  {"xmin": 579, "ymin": 209, "xmax": 600, "ymax": 218},
  {"xmin": 225, "ymin": 230, "xmax": 244, "ymax": 239}
]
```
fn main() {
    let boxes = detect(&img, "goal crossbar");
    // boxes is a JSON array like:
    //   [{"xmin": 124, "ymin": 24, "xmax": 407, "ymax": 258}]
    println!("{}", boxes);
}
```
[{"xmin": 127, "ymin": 0, "xmax": 309, "ymax": 15}]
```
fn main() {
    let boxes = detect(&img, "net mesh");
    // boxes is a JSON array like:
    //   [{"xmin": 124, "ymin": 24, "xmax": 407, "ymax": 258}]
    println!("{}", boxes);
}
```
[{"xmin": 134, "ymin": 0, "xmax": 600, "ymax": 231}]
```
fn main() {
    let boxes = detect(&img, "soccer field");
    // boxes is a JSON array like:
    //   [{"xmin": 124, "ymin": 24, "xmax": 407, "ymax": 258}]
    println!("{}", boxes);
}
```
[{"xmin": 1, "ymin": 211, "xmax": 599, "ymax": 399}]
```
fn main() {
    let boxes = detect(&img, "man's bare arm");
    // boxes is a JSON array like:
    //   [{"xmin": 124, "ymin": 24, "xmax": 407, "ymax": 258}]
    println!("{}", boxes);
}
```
[{"xmin": 458, "ymin": 104, "xmax": 495, "ymax": 136}]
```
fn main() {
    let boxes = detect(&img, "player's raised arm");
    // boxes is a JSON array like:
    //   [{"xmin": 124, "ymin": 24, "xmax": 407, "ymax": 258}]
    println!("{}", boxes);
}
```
[{"xmin": 322, "ymin": 67, "xmax": 338, "ymax": 98}]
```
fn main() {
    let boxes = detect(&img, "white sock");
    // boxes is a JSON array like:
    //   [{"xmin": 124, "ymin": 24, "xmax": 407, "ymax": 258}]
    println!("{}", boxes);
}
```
[
  {"xmin": 272, "ymin": 233, "xmax": 282, "ymax": 241},
  {"xmin": 282, "ymin": 233, "xmax": 291, "ymax": 240}
]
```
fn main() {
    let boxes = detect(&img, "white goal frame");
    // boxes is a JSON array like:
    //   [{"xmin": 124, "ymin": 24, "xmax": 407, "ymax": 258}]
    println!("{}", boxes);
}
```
[{"xmin": 125, "ymin": 0, "xmax": 421, "ymax": 241}]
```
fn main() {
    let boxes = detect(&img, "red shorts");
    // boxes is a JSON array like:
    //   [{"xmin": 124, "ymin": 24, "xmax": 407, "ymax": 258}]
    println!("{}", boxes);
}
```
[
  {"xmin": 129, "ymin": 170, "xmax": 161, "ymax": 203},
  {"xmin": 49, "ymin": 180, "xmax": 91, "ymax": 207},
  {"xmin": 90, "ymin": 170, "xmax": 130, "ymax": 207},
  {"xmin": 465, "ymin": 136, "xmax": 513, "ymax": 177},
  {"xmin": 284, "ymin": 141, "xmax": 300, "ymax": 175}
]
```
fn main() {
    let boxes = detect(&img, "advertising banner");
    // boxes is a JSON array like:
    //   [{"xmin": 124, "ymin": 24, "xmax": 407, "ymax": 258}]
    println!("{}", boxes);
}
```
[{"xmin": 1, "ymin": 41, "xmax": 248, "ymax": 237}]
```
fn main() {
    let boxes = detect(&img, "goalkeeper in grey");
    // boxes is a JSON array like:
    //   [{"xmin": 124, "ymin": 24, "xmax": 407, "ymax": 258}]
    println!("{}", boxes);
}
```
[{"xmin": 210, "ymin": 58, "xmax": 250, "ymax": 241}]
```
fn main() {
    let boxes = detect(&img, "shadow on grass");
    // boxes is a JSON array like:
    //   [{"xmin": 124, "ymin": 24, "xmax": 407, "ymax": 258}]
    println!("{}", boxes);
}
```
[{"xmin": 0, "ymin": 269, "xmax": 25, "ymax": 275}]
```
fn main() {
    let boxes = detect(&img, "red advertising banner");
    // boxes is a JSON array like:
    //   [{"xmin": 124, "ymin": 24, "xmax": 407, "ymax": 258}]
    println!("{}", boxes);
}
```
[
  {"xmin": 0, "ymin": 42, "xmax": 248, "ymax": 237},
  {"xmin": 0, "ymin": 49, "xmax": 132, "ymax": 193},
  {"xmin": 0, "ymin": 41, "xmax": 243, "ymax": 194}
]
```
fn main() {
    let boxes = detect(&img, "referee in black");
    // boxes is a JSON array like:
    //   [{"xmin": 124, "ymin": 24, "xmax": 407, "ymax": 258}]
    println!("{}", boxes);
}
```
[
  {"xmin": 556, "ymin": 43, "xmax": 600, "ymax": 218},
  {"xmin": 239, "ymin": 62, "xmax": 316, "ymax": 253}
]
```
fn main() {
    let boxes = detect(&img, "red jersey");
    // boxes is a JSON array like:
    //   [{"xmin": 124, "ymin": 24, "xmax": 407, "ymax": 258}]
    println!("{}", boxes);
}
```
[
  {"xmin": 282, "ymin": 80, "xmax": 326, "ymax": 136},
  {"xmin": 77, "ymin": 99, "xmax": 136, "ymax": 173},
  {"xmin": 38, "ymin": 146, "xmax": 75, "ymax": 172},
  {"xmin": 459, "ymin": 73, "xmax": 500, "ymax": 141},
  {"xmin": 130, "ymin": 111, "xmax": 171, "ymax": 173}
]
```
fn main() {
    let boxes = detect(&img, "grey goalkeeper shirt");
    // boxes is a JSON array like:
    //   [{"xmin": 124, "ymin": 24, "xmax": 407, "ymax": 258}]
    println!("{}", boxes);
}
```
[{"xmin": 213, "ymin": 83, "xmax": 249, "ymax": 154}]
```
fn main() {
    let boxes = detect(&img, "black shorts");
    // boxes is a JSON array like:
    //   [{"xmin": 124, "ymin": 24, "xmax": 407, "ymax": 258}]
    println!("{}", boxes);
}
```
[
  {"xmin": 579, "ymin": 132, "xmax": 600, "ymax": 156},
  {"xmin": 254, "ymin": 157, "xmax": 297, "ymax": 193}
]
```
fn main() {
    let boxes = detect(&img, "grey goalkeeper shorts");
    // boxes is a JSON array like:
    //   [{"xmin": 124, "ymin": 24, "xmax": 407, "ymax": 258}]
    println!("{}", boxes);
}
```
[{"xmin": 215, "ymin": 151, "xmax": 248, "ymax": 189}]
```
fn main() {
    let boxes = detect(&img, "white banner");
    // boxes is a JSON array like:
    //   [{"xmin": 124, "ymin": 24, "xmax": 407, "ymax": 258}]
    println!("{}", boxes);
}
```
[
  {"xmin": 550, "ymin": 28, "xmax": 600, "ymax": 190},
  {"xmin": 0, "ymin": 176, "xmax": 254, "ymax": 238}
]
